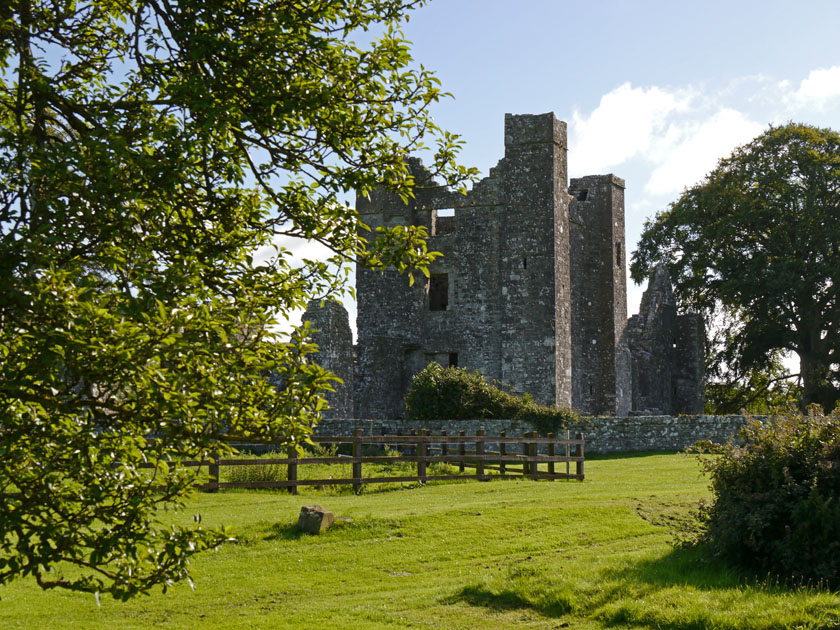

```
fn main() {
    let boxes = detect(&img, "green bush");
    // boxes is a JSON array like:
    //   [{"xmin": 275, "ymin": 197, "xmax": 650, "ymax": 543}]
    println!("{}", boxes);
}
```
[
  {"xmin": 694, "ymin": 408, "xmax": 840, "ymax": 587},
  {"xmin": 404, "ymin": 363, "xmax": 577, "ymax": 433}
]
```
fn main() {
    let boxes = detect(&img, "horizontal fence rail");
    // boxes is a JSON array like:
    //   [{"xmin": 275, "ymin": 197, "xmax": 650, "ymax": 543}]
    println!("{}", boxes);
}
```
[{"xmin": 140, "ymin": 430, "xmax": 584, "ymax": 493}]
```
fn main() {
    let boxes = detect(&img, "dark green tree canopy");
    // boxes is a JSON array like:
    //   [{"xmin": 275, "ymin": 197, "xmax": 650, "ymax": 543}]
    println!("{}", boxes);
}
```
[
  {"xmin": 632, "ymin": 123, "xmax": 840, "ymax": 410},
  {"xmin": 0, "ymin": 0, "xmax": 474, "ymax": 598}
]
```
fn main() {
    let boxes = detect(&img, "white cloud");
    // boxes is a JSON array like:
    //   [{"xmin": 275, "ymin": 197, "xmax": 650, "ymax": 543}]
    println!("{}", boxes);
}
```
[
  {"xmin": 569, "ymin": 82, "xmax": 693, "ymax": 175},
  {"xmin": 252, "ymin": 235, "xmax": 334, "ymax": 267},
  {"xmin": 790, "ymin": 66, "xmax": 840, "ymax": 109},
  {"xmin": 568, "ymin": 81, "xmax": 765, "ymax": 197},
  {"xmin": 569, "ymin": 65, "xmax": 840, "ymax": 200},
  {"xmin": 645, "ymin": 109, "xmax": 764, "ymax": 196},
  {"xmin": 251, "ymin": 235, "xmax": 354, "ymax": 339}
]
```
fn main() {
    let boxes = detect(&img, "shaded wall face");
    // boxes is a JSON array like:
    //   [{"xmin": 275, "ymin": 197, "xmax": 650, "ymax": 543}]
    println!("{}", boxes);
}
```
[
  {"xmin": 623, "ymin": 267, "xmax": 705, "ymax": 416},
  {"xmin": 569, "ymin": 175, "xmax": 627, "ymax": 415},
  {"xmin": 354, "ymin": 187, "xmax": 428, "ymax": 418},
  {"xmin": 673, "ymin": 314, "xmax": 705, "ymax": 414},
  {"xmin": 302, "ymin": 300, "xmax": 355, "ymax": 419},
  {"xmin": 446, "ymin": 203, "xmax": 503, "ymax": 383},
  {"xmin": 353, "ymin": 335, "xmax": 404, "ymax": 419}
]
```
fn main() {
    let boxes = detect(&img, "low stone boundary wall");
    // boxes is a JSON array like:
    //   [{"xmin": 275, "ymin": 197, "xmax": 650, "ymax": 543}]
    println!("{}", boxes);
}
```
[{"xmin": 314, "ymin": 415, "xmax": 755, "ymax": 454}]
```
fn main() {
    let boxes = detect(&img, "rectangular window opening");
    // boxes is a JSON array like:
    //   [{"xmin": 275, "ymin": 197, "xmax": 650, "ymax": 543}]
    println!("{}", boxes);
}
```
[
  {"xmin": 429, "ymin": 274, "xmax": 449, "ymax": 311},
  {"xmin": 432, "ymin": 208, "xmax": 456, "ymax": 236},
  {"xmin": 577, "ymin": 189, "xmax": 589, "ymax": 202},
  {"xmin": 448, "ymin": 352, "xmax": 458, "ymax": 367}
]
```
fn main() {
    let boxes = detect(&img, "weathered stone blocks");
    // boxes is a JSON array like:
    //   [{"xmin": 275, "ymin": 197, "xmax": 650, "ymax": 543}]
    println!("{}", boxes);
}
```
[
  {"xmin": 305, "ymin": 113, "xmax": 704, "ymax": 419},
  {"xmin": 297, "ymin": 505, "xmax": 335, "ymax": 534}
]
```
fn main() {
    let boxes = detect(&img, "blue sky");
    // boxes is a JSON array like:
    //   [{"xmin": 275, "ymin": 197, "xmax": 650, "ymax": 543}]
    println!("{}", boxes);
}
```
[{"xmin": 274, "ymin": 0, "xmax": 840, "ymax": 335}]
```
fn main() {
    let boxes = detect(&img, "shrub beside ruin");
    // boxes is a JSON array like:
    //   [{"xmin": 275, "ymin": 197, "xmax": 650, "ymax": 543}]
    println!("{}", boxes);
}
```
[
  {"xmin": 404, "ymin": 363, "xmax": 577, "ymax": 432},
  {"xmin": 695, "ymin": 409, "xmax": 840, "ymax": 587}
]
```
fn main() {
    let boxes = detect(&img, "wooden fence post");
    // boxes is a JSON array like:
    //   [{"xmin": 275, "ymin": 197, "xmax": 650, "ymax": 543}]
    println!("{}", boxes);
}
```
[
  {"xmin": 410, "ymin": 428, "xmax": 417, "ymax": 458},
  {"xmin": 521, "ymin": 431, "xmax": 530, "ymax": 477},
  {"xmin": 440, "ymin": 429, "xmax": 448, "ymax": 461},
  {"xmin": 352, "ymin": 429, "xmax": 363, "ymax": 493},
  {"xmin": 499, "ymin": 430, "xmax": 506, "ymax": 475},
  {"xmin": 575, "ymin": 432, "xmax": 585, "ymax": 480},
  {"xmin": 527, "ymin": 431, "xmax": 538, "ymax": 480},
  {"xmin": 287, "ymin": 444, "xmax": 298, "ymax": 495},
  {"xmin": 565, "ymin": 429, "xmax": 571, "ymax": 477},
  {"xmin": 476, "ymin": 429, "xmax": 485, "ymax": 480},
  {"xmin": 459, "ymin": 430, "xmax": 466, "ymax": 473},
  {"xmin": 547, "ymin": 432, "xmax": 555, "ymax": 477},
  {"xmin": 417, "ymin": 429, "xmax": 428, "ymax": 484},
  {"xmin": 208, "ymin": 457, "xmax": 220, "ymax": 493}
]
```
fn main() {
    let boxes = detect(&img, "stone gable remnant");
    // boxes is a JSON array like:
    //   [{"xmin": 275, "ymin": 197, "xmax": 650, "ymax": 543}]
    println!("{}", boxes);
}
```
[
  {"xmin": 304, "ymin": 113, "xmax": 704, "ymax": 418},
  {"xmin": 301, "ymin": 299, "xmax": 354, "ymax": 419}
]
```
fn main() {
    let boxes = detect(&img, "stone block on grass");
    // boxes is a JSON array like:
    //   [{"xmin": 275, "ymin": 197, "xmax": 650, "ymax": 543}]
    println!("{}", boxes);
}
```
[{"xmin": 297, "ymin": 505, "xmax": 334, "ymax": 534}]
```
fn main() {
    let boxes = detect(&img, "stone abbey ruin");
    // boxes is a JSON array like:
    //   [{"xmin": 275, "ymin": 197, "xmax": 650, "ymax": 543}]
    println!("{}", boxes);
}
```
[{"xmin": 305, "ymin": 112, "xmax": 704, "ymax": 419}]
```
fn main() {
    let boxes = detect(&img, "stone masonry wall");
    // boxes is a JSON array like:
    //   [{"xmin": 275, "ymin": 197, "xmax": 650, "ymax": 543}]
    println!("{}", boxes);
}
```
[
  {"xmin": 354, "ymin": 113, "xmax": 573, "ymax": 417},
  {"xmin": 301, "ymin": 299, "xmax": 354, "ymax": 419},
  {"xmin": 499, "ymin": 113, "xmax": 571, "ymax": 406},
  {"xmin": 350, "ymin": 112, "xmax": 705, "ymax": 420},
  {"xmin": 623, "ymin": 265, "xmax": 704, "ymax": 415},
  {"xmin": 314, "ymin": 416, "xmax": 751, "ymax": 454},
  {"xmin": 569, "ymin": 175, "xmax": 627, "ymax": 416}
]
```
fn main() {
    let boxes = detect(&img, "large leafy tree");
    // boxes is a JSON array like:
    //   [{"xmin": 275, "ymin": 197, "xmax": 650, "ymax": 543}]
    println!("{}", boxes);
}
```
[
  {"xmin": 632, "ymin": 123, "xmax": 840, "ymax": 411},
  {"xmin": 0, "ymin": 0, "xmax": 474, "ymax": 598}
]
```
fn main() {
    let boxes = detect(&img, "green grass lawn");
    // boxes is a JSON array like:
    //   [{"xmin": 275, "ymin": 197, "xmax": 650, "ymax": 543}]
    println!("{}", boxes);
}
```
[{"xmin": 2, "ymin": 452, "xmax": 838, "ymax": 629}]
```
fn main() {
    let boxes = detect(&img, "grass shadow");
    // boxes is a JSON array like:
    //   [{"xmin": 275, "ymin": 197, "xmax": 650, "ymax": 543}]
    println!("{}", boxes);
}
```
[
  {"xmin": 615, "ymin": 543, "xmax": 840, "ymax": 595},
  {"xmin": 609, "ymin": 543, "xmax": 745, "ymax": 590},
  {"xmin": 264, "ymin": 522, "xmax": 307, "ymax": 541},
  {"xmin": 447, "ymin": 584, "xmax": 573, "ymax": 617},
  {"xmin": 448, "ymin": 547, "xmax": 838, "ymax": 630},
  {"xmin": 263, "ymin": 516, "xmax": 405, "ymax": 542}
]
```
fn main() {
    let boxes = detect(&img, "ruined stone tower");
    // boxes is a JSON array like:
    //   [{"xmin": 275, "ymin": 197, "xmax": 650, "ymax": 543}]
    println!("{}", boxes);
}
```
[
  {"xmin": 623, "ymin": 265, "xmax": 705, "ymax": 415},
  {"xmin": 569, "ymin": 175, "xmax": 629, "ymax": 416},
  {"xmin": 305, "ymin": 113, "xmax": 704, "ymax": 418},
  {"xmin": 301, "ymin": 299, "xmax": 354, "ymax": 419}
]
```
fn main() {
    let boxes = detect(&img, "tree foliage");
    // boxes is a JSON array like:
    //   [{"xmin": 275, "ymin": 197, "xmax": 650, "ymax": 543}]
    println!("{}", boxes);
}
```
[
  {"xmin": 704, "ymin": 357, "xmax": 800, "ymax": 415},
  {"xmin": 632, "ymin": 123, "xmax": 840, "ymax": 410},
  {"xmin": 0, "ymin": 0, "xmax": 474, "ymax": 598}
]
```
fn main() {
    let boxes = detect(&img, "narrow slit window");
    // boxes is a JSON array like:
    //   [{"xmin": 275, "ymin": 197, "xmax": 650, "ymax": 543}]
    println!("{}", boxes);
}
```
[
  {"xmin": 429, "ymin": 274, "xmax": 449, "ymax": 311},
  {"xmin": 523, "ymin": 256, "xmax": 527, "ymax": 269},
  {"xmin": 615, "ymin": 241, "xmax": 622, "ymax": 267}
]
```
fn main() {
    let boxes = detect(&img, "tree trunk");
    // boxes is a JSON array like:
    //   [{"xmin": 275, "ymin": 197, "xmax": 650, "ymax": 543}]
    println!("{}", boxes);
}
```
[{"xmin": 799, "ymin": 350, "xmax": 837, "ymax": 411}]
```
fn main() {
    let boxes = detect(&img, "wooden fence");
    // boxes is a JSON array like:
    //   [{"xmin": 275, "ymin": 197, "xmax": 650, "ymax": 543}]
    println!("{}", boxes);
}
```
[{"xmin": 190, "ymin": 429, "xmax": 584, "ymax": 494}]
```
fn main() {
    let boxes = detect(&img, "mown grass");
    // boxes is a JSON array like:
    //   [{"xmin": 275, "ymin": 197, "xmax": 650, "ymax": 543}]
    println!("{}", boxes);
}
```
[{"xmin": 2, "ymin": 452, "xmax": 839, "ymax": 629}]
